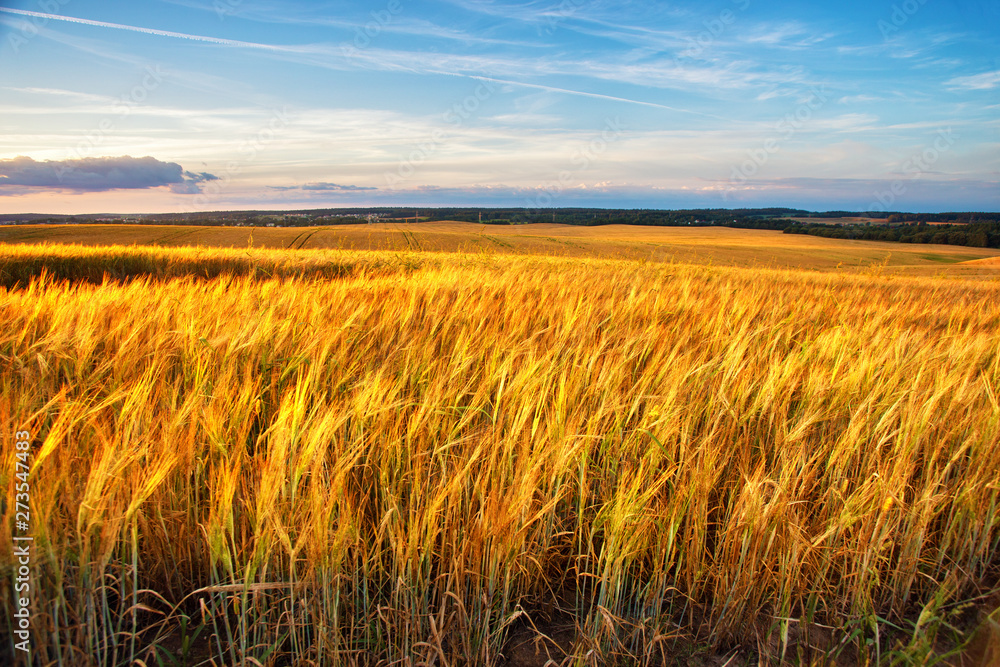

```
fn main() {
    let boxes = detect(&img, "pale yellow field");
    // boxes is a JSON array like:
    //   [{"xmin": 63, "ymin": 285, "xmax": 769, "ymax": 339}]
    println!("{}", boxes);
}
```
[
  {"xmin": 3, "ymin": 222, "xmax": 1000, "ymax": 275},
  {"xmin": 2, "ymin": 242, "xmax": 999, "ymax": 665}
]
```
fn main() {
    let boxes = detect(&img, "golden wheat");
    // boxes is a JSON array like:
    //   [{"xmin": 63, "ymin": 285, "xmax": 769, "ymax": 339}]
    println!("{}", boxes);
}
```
[{"xmin": 1, "ymin": 243, "xmax": 999, "ymax": 665}]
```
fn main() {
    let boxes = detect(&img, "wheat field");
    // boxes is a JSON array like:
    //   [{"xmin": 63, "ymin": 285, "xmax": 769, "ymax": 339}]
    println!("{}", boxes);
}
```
[
  {"xmin": 4, "ymin": 223, "xmax": 1000, "ymax": 275},
  {"xmin": 2, "ymin": 242, "xmax": 999, "ymax": 665}
]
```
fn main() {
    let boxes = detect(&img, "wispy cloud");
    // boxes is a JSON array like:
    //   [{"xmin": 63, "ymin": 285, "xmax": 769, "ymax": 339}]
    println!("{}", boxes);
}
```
[
  {"xmin": 741, "ymin": 22, "xmax": 834, "ymax": 49},
  {"xmin": 0, "ymin": 86, "xmax": 113, "ymax": 104},
  {"xmin": 946, "ymin": 70, "xmax": 1000, "ymax": 90},
  {"xmin": 270, "ymin": 182, "xmax": 378, "ymax": 192},
  {"xmin": 837, "ymin": 95, "xmax": 880, "ymax": 104},
  {"xmin": 1, "ymin": 0, "xmax": 996, "ymax": 213},
  {"xmin": 467, "ymin": 75, "xmax": 733, "ymax": 120},
  {"xmin": 0, "ymin": 7, "xmax": 304, "ymax": 53},
  {"xmin": 1, "ymin": 7, "xmax": 750, "ymax": 117},
  {"xmin": 168, "ymin": 0, "xmax": 543, "ymax": 48}
]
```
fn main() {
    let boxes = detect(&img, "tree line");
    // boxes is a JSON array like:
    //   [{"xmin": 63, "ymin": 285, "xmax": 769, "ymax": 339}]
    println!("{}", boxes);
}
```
[{"xmin": 782, "ymin": 219, "xmax": 1000, "ymax": 248}]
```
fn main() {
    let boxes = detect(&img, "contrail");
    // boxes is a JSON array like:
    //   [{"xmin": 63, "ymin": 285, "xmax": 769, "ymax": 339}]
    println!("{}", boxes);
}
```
[
  {"xmin": 0, "ymin": 7, "xmax": 728, "ymax": 120},
  {"xmin": 466, "ymin": 75, "xmax": 732, "ymax": 121},
  {"xmin": 0, "ymin": 7, "xmax": 298, "ymax": 53}
]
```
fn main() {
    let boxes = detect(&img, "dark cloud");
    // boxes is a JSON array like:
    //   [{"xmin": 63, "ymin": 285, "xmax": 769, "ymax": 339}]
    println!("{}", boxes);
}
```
[
  {"xmin": 0, "ymin": 156, "xmax": 219, "ymax": 194},
  {"xmin": 269, "ymin": 182, "xmax": 378, "ymax": 192}
]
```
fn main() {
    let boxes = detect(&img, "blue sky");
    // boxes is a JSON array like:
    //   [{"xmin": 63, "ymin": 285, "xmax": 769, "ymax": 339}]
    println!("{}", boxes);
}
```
[{"xmin": 0, "ymin": 0, "xmax": 997, "ymax": 214}]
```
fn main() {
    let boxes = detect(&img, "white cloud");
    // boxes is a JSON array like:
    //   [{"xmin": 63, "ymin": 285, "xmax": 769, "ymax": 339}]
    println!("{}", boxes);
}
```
[
  {"xmin": 946, "ymin": 70, "xmax": 1000, "ymax": 90},
  {"xmin": 837, "ymin": 95, "xmax": 880, "ymax": 104},
  {"xmin": 269, "ymin": 182, "xmax": 378, "ymax": 192}
]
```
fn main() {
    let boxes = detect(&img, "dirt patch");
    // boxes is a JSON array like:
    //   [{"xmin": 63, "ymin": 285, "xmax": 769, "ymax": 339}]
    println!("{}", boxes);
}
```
[{"xmin": 501, "ymin": 621, "xmax": 577, "ymax": 666}]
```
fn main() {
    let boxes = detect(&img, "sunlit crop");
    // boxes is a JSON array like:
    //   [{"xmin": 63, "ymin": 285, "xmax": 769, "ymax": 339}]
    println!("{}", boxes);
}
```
[{"xmin": 2, "ymin": 243, "xmax": 999, "ymax": 665}]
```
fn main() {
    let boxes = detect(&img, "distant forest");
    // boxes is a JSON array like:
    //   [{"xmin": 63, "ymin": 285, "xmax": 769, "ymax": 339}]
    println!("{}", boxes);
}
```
[
  {"xmin": 781, "ymin": 219, "xmax": 1000, "ymax": 248},
  {"xmin": 4, "ymin": 207, "xmax": 1000, "ymax": 249}
]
